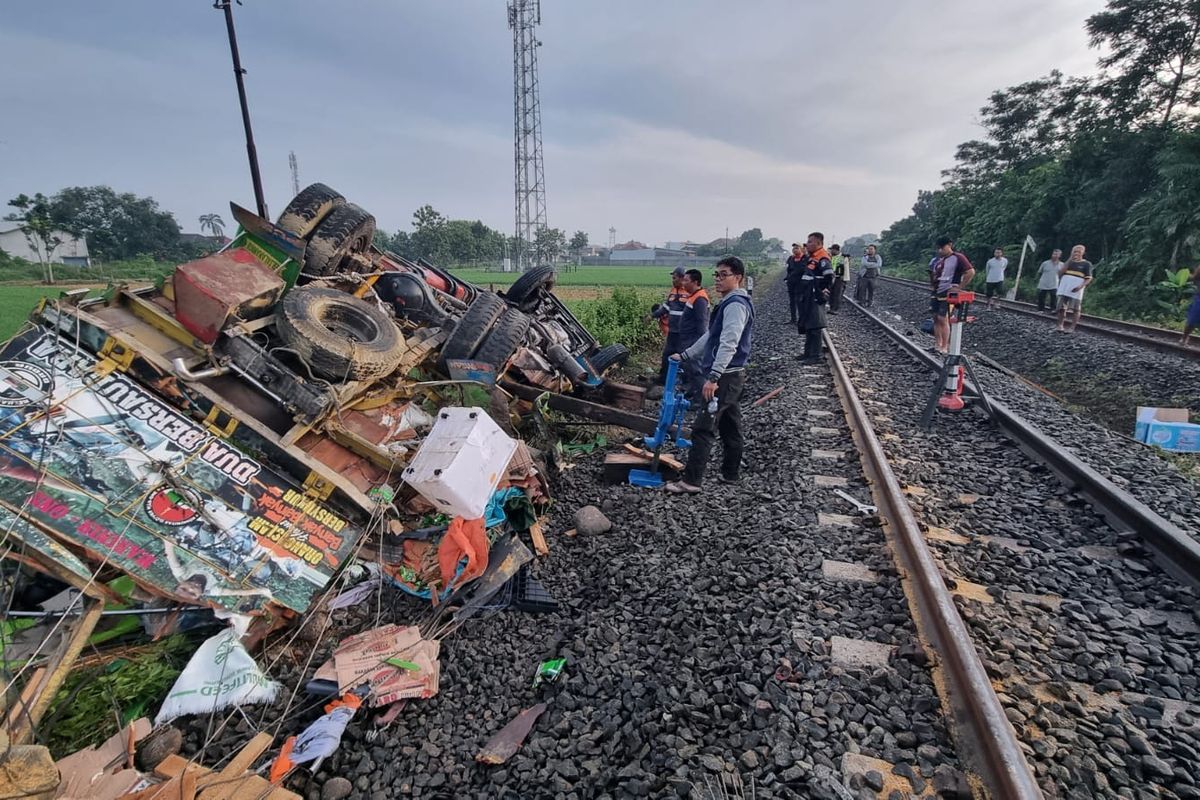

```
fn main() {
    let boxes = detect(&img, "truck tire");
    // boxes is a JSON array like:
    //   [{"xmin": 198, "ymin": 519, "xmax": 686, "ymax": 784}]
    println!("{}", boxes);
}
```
[
  {"xmin": 277, "ymin": 183, "xmax": 345, "ymax": 239},
  {"xmin": 503, "ymin": 265, "xmax": 556, "ymax": 311},
  {"xmin": 302, "ymin": 203, "xmax": 375, "ymax": 279},
  {"xmin": 474, "ymin": 308, "xmax": 532, "ymax": 372},
  {"xmin": 277, "ymin": 286, "xmax": 405, "ymax": 381},
  {"xmin": 440, "ymin": 292, "xmax": 507, "ymax": 367},
  {"xmin": 587, "ymin": 343, "xmax": 630, "ymax": 375}
]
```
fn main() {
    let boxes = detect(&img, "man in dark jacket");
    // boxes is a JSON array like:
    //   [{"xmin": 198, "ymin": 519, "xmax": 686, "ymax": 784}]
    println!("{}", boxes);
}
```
[
  {"xmin": 677, "ymin": 268, "xmax": 710, "ymax": 397},
  {"xmin": 651, "ymin": 266, "xmax": 688, "ymax": 383},
  {"xmin": 785, "ymin": 243, "xmax": 805, "ymax": 323},
  {"xmin": 796, "ymin": 232, "xmax": 834, "ymax": 363},
  {"xmin": 666, "ymin": 256, "xmax": 753, "ymax": 493}
]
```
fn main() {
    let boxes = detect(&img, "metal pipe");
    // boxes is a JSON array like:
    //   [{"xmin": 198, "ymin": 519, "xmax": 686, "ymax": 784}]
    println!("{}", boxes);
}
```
[
  {"xmin": 7, "ymin": 605, "xmax": 208, "ymax": 618},
  {"xmin": 215, "ymin": 0, "xmax": 268, "ymax": 219},
  {"xmin": 172, "ymin": 357, "xmax": 229, "ymax": 381},
  {"xmin": 823, "ymin": 329, "xmax": 1044, "ymax": 800}
]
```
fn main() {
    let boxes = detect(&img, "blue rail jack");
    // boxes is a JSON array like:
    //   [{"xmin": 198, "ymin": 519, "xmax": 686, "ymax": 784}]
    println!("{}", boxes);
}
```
[{"xmin": 629, "ymin": 359, "xmax": 692, "ymax": 488}]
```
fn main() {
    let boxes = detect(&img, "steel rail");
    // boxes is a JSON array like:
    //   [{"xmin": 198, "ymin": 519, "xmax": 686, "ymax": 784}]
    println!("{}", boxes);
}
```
[
  {"xmin": 848, "ymin": 299, "xmax": 1200, "ymax": 589},
  {"xmin": 876, "ymin": 275, "xmax": 1197, "ymax": 360},
  {"xmin": 822, "ymin": 330, "xmax": 1044, "ymax": 800}
]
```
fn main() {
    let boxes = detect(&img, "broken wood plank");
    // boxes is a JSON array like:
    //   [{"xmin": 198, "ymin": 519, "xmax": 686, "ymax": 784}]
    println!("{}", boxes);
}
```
[
  {"xmin": 529, "ymin": 521, "xmax": 549, "ymax": 556},
  {"xmin": 622, "ymin": 443, "xmax": 684, "ymax": 471}
]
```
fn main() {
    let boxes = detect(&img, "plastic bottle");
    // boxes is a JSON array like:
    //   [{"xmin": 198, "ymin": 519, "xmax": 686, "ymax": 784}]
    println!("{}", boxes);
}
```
[{"xmin": 707, "ymin": 396, "xmax": 719, "ymax": 414}]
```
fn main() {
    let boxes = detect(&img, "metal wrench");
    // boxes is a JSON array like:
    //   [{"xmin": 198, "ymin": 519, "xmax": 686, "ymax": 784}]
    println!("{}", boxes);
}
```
[{"xmin": 833, "ymin": 488, "xmax": 877, "ymax": 515}]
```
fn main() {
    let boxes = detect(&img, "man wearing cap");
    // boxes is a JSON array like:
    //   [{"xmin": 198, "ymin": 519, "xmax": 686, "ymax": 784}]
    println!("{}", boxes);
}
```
[{"xmin": 651, "ymin": 266, "xmax": 688, "ymax": 383}]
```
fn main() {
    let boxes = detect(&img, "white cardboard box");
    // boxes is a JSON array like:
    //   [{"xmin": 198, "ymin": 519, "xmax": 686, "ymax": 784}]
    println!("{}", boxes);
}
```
[{"xmin": 402, "ymin": 407, "xmax": 518, "ymax": 519}]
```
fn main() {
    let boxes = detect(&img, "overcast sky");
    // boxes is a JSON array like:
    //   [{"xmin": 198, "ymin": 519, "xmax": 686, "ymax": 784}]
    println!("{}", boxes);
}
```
[{"xmin": 1, "ymin": 1, "xmax": 1101, "ymax": 248}]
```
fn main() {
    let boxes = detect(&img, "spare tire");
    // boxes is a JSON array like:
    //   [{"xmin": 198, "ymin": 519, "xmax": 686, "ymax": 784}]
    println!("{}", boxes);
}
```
[
  {"xmin": 474, "ymin": 307, "xmax": 532, "ymax": 372},
  {"xmin": 440, "ymin": 292, "xmax": 507, "ymax": 367},
  {"xmin": 277, "ymin": 287, "xmax": 405, "ymax": 381},
  {"xmin": 503, "ymin": 265, "xmax": 556, "ymax": 311},
  {"xmin": 302, "ymin": 203, "xmax": 375, "ymax": 279},
  {"xmin": 587, "ymin": 343, "xmax": 630, "ymax": 376},
  {"xmin": 277, "ymin": 183, "xmax": 345, "ymax": 239}
]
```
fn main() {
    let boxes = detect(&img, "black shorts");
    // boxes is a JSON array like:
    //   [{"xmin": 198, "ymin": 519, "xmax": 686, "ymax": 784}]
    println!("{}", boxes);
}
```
[
  {"xmin": 985, "ymin": 281, "xmax": 1002, "ymax": 298},
  {"xmin": 930, "ymin": 296, "xmax": 949, "ymax": 316}
]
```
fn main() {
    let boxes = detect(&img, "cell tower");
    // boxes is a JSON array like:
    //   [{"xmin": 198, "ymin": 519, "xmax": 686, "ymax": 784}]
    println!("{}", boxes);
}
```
[
  {"xmin": 508, "ymin": 0, "xmax": 547, "ymax": 272},
  {"xmin": 288, "ymin": 151, "xmax": 300, "ymax": 196},
  {"xmin": 608, "ymin": 227, "xmax": 616, "ymax": 249}
]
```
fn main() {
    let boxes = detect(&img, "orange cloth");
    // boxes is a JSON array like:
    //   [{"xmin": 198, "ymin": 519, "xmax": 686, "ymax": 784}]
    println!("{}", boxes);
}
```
[{"xmin": 438, "ymin": 516, "xmax": 490, "ymax": 591}]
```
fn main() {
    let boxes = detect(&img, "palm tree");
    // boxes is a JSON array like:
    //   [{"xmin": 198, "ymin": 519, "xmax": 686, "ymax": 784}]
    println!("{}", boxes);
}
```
[{"xmin": 198, "ymin": 213, "xmax": 226, "ymax": 239}]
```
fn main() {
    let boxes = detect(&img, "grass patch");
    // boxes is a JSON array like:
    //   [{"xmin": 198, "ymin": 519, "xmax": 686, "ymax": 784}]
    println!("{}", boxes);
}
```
[{"xmin": 0, "ymin": 285, "xmax": 108, "ymax": 341}]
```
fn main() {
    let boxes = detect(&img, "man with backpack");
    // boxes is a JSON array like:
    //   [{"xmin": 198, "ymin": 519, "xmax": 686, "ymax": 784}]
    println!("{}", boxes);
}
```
[{"xmin": 928, "ymin": 236, "xmax": 976, "ymax": 354}]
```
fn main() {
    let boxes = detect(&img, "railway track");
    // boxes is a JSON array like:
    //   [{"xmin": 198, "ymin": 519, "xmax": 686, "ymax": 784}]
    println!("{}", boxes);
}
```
[
  {"xmin": 822, "ymin": 296, "xmax": 1200, "ymax": 799},
  {"xmin": 876, "ymin": 275, "xmax": 1196, "ymax": 361}
]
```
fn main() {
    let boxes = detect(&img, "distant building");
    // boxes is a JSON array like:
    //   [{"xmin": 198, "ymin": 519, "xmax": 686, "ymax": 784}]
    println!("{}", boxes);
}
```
[
  {"xmin": 180, "ymin": 233, "xmax": 231, "ymax": 249},
  {"xmin": 609, "ymin": 246, "xmax": 691, "ymax": 263},
  {"xmin": 0, "ymin": 225, "xmax": 90, "ymax": 267}
]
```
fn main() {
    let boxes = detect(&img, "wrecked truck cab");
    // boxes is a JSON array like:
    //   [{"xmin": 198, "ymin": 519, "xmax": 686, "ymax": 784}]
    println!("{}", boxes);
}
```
[{"xmin": 0, "ymin": 183, "xmax": 650, "ymax": 630}]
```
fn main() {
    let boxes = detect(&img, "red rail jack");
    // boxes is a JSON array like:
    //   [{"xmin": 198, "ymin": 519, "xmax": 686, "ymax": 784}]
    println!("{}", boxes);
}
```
[{"xmin": 920, "ymin": 289, "xmax": 993, "ymax": 428}]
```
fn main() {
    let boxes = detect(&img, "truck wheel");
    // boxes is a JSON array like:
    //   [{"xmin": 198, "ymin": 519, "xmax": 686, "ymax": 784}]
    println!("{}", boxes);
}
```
[
  {"xmin": 277, "ymin": 286, "xmax": 405, "ymax": 381},
  {"xmin": 277, "ymin": 183, "xmax": 344, "ymax": 239},
  {"xmin": 587, "ymin": 343, "xmax": 630, "ymax": 375},
  {"xmin": 302, "ymin": 203, "xmax": 375, "ymax": 279},
  {"xmin": 503, "ymin": 265, "xmax": 556, "ymax": 311},
  {"xmin": 474, "ymin": 308, "xmax": 532, "ymax": 372},
  {"xmin": 440, "ymin": 292, "xmax": 507, "ymax": 367}
]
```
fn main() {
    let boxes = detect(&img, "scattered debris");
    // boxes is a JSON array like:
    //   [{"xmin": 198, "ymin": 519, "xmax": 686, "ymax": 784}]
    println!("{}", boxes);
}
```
[
  {"xmin": 475, "ymin": 703, "xmax": 548, "ymax": 765},
  {"xmin": 751, "ymin": 385, "xmax": 785, "ymax": 406},
  {"xmin": 154, "ymin": 628, "xmax": 281, "ymax": 725}
]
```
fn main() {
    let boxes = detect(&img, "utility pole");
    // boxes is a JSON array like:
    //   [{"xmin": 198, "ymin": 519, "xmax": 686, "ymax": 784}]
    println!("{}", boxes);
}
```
[
  {"xmin": 508, "ymin": 0, "xmax": 547, "ymax": 272},
  {"xmin": 215, "ymin": 0, "xmax": 267, "ymax": 219},
  {"xmin": 288, "ymin": 151, "xmax": 300, "ymax": 197},
  {"xmin": 608, "ymin": 227, "xmax": 616, "ymax": 250}
]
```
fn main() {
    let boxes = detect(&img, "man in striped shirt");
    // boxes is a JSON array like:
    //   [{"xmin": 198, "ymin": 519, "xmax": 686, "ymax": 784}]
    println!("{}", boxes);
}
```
[{"xmin": 1056, "ymin": 245, "xmax": 1094, "ymax": 334}]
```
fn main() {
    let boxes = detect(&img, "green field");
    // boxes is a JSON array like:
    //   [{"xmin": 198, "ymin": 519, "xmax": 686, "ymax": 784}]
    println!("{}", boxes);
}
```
[
  {"xmin": 448, "ymin": 265, "xmax": 674, "ymax": 288},
  {"xmin": 0, "ymin": 285, "xmax": 98, "ymax": 341}
]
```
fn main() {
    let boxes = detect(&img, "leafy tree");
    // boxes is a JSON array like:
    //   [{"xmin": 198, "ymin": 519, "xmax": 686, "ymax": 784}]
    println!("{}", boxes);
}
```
[
  {"xmin": 198, "ymin": 213, "xmax": 225, "ymax": 238},
  {"xmin": 734, "ymin": 228, "xmax": 764, "ymax": 258},
  {"xmin": 1123, "ymin": 130, "xmax": 1200, "ymax": 268},
  {"xmin": 569, "ymin": 230, "xmax": 589, "ymax": 254},
  {"xmin": 5, "ymin": 193, "xmax": 64, "ymax": 283},
  {"xmin": 533, "ymin": 227, "xmax": 566, "ymax": 264},
  {"xmin": 410, "ymin": 204, "xmax": 447, "ymax": 261},
  {"xmin": 1086, "ymin": 0, "xmax": 1200, "ymax": 127},
  {"xmin": 372, "ymin": 229, "xmax": 390, "ymax": 252},
  {"xmin": 46, "ymin": 186, "xmax": 182, "ymax": 261}
]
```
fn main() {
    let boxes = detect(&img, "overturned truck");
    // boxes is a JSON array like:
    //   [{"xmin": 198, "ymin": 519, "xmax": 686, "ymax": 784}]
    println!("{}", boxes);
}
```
[{"xmin": 0, "ymin": 184, "xmax": 648, "ymax": 649}]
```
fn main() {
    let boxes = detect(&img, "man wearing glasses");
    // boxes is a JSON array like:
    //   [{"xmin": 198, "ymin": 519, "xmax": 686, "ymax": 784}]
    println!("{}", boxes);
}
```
[{"xmin": 665, "ymin": 256, "xmax": 754, "ymax": 494}]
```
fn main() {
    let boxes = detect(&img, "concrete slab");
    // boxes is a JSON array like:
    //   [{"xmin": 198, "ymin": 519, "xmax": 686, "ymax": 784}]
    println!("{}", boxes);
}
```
[
  {"xmin": 821, "ymin": 559, "xmax": 880, "ymax": 584},
  {"xmin": 811, "ymin": 449, "xmax": 844, "ymax": 460},
  {"xmin": 813, "ymin": 475, "xmax": 848, "ymax": 487},
  {"xmin": 840, "ymin": 753, "xmax": 934, "ymax": 798},
  {"xmin": 925, "ymin": 526, "xmax": 970, "ymax": 545},
  {"xmin": 806, "ymin": 394, "xmax": 830, "ymax": 401},
  {"xmin": 818, "ymin": 512, "xmax": 858, "ymax": 528},
  {"xmin": 810, "ymin": 426, "xmax": 841, "ymax": 436},
  {"xmin": 950, "ymin": 579, "xmax": 995, "ymax": 604},
  {"xmin": 807, "ymin": 408, "xmax": 835, "ymax": 417},
  {"xmin": 1078, "ymin": 545, "xmax": 1121, "ymax": 561},
  {"xmin": 872, "ymin": 415, "xmax": 893, "ymax": 424},
  {"xmin": 830, "ymin": 636, "xmax": 893, "ymax": 670}
]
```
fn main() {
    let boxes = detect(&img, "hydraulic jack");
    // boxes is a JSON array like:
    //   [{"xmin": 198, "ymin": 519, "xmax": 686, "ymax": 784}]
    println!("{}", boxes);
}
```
[
  {"xmin": 920, "ymin": 289, "xmax": 993, "ymax": 428},
  {"xmin": 629, "ymin": 359, "xmax": 692, "ymax": 487}
]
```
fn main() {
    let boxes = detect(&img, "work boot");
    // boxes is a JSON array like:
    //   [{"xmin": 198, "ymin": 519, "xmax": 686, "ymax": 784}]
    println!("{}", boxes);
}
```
[
  {"xmin": 664, "ymin": 480, "xmax": 701, "ymax": 494},
  {"xmin": 718, "ymin": 474, "xmax": 740, "ymax": 485}
]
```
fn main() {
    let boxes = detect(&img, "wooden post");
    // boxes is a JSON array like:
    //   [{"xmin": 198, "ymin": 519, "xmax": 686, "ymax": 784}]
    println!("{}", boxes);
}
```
[{"xmin": 7, "ymin": 598, "xmax": 104, "ymax": 744}]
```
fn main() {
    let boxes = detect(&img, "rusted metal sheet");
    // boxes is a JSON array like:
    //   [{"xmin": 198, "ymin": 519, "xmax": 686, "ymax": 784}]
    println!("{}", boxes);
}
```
[{"xmin": 173, "ymin": 248, "xmax": 284, "ymax": 343}]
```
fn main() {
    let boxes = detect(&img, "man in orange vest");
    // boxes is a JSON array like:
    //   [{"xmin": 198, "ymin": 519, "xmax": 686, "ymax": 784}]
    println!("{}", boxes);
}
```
[
  {"xmin": 797, "ymin": 232, "xmax": 834, "ymax": 363},
  {"xmin": 651, "ymin": 266, "xmax": 688, "ymax": 383},
  {"xmin": 677, "ymin": 268, "xmax": 710, "ymax": 396}
]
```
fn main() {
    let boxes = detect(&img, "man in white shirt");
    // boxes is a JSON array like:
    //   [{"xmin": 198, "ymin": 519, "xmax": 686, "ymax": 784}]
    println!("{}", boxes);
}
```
[
  {"xmin": 984, "ymin": 247, "xmax": 1007, "ymax": 310},
  {"xmin": 1036, "ymin": 249, "xmax": 1062, "ymax": 312}
]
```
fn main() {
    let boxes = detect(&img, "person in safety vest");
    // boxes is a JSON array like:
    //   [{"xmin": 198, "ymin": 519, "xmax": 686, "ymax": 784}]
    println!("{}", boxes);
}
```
[
  {"xmin": 677, "ymin": 268, "xmax": 711, "ymax": 397},
  {"xmin": 651, "ymin": 266, "xmax": 688, "ymax": 383},
  {"xmin": 796, "ymin": 232, "xmax": 835, "ymax": 363}
]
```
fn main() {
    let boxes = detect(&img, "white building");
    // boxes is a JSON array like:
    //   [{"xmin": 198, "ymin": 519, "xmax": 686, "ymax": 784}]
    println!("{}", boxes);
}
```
[{"xmin": 0, "ymin": 225, "xmax": 91, "ymax": 267}]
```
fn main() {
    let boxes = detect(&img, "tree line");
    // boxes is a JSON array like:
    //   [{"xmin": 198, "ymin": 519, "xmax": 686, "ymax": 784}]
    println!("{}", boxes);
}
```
[{"xmin": 879, "ymin": 0, "xmax": 1200, "ymax": 318}]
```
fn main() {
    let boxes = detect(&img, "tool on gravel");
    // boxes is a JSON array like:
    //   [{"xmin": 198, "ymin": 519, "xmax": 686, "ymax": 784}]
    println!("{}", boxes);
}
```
[
  {"xmin": 629, "ymin": 359, "xmax": 692, "ymax": 488},
  {"xmin": 833, "ymin": 489, "xmax": 877, "ymax": 516},
  {"xmin": 921, "ymin": 289, "xmax": 994, "ymax": 428}
]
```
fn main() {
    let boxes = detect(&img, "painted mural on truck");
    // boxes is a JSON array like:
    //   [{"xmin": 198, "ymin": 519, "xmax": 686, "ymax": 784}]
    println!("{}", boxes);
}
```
[{"xmin": 0, "ymin": 328, "xmax": 360, "ymax": 613}]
